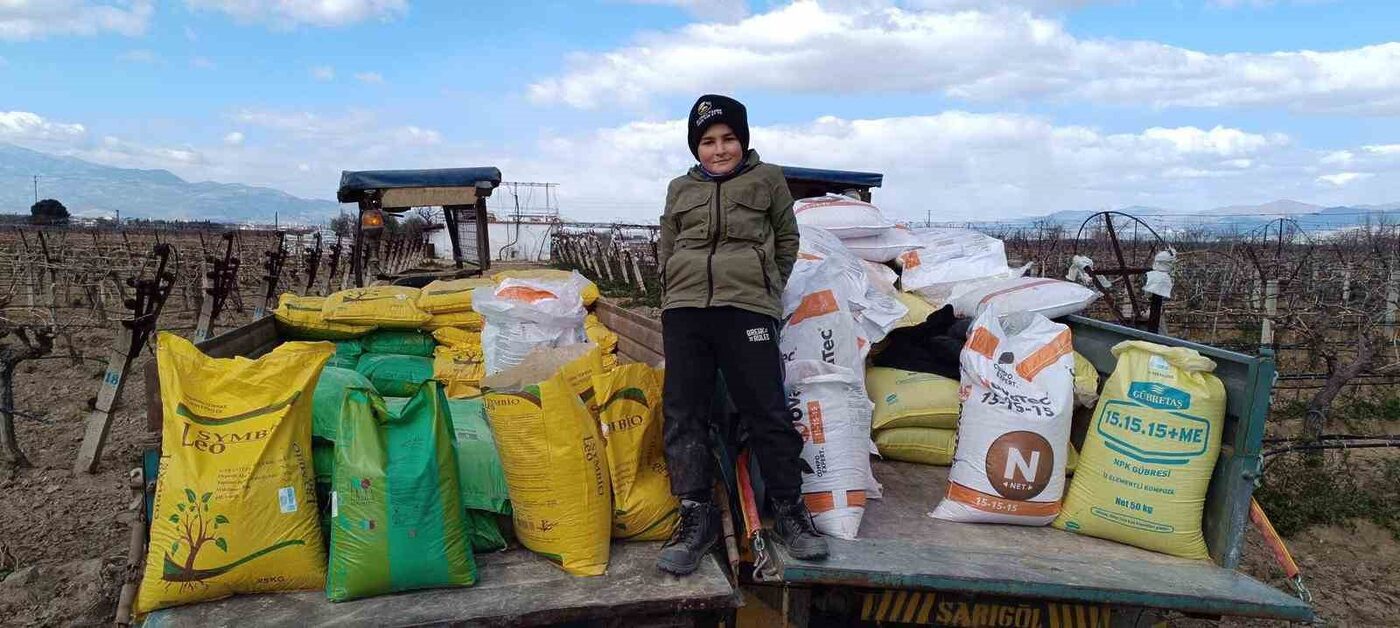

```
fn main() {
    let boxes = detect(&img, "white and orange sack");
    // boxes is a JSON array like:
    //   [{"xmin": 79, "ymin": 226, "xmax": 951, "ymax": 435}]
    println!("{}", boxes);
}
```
[
  {"xmin": 931, "ymin": 308, "xmax": 1075, "ymax": 526},
  {"xmin": 472, "ymin": 274, "xmax": 588, "ymax": 375},
  {"xmin": 785, "ymin": 359, "xmax": 875, "ymax": 540}
]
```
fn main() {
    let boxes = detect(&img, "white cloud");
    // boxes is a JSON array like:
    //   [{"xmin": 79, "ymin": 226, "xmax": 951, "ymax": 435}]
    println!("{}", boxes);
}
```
[
  {"xmin": 185, "ymin": 0, "xmax": 407, "ymax": 28},
  {"xmin": 1317, "ymin": 172, "xmax": 1373, "ymax": 186},
  {"xmin": 311, "ymin": 65, "xmax": 335, "ymax": 81},
  {"xmin": 0, "ymin": 0, "xmax": 152, "ymax": 41},
  {"xmin": 0, "ymin": 111, "xmax": 88, "ymax": 146},
  {"xmin": 118, "ymin": 49, "xmax": 159, "ymax": 64},
  {"xmin": 10, "ymin": 106, "xmax": 1397, "ymax": 220},
  {"xmin": 354, "ymin": 71, "xmax": 385, "ymax": 84},
  {"xmin": 190, "ymin": 56, "xmax": 216, "ymax": 70},
  {"xmin": 88, "ymin": 135, "xmax": 207, "ymax": 168},
  {"xmin": 528, "ymin": 1, "xmax": 1400, "ymax": 115}
]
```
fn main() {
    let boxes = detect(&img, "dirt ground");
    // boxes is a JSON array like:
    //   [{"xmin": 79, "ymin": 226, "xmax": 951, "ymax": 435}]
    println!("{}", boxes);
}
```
[
  {"xmin": 2, "ymin": 283, "xmax": 1398, "ymax": 626},
  {"xmin": 0, "ymin": 309, "xmax": 241, "ymax": 626}
]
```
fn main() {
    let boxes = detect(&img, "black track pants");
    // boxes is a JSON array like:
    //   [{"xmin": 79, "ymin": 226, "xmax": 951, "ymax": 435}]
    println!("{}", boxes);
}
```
[{"xmin": 662, "ymin": 306, "xmax": 803, "ymax": 502}]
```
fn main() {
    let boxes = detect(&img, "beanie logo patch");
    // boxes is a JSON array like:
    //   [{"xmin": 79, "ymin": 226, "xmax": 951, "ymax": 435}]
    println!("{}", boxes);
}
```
[{"xmin": 695, "ymin": 103, "xmax": 724, "ymax": 127}]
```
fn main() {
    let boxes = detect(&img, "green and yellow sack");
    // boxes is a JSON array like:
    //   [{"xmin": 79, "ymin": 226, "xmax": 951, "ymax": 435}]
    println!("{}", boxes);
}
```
[
  {"xmin": 322, "ymin": 286, "xmax": 431, "ymax": 329},
  {"xmin": 483, "ymin": 349, "xmax": 611, "ymax": 576},
  {"xmin": 137, "ymin": 334, "xmax": 331, "ymax": 614},
  {"xmin": 327, "ymin": 382, "xmax": 476, "ymax": 601},
  {"xmin": 355, "ymin": 354, "xmax": 433, "ymax": 398},
  {"xmin": 273, "ymin": 293, "xmax": 374, "ymax": 340},
  {"xmin": 311, "ymin": 366, "xmax": 376, "ymax": 441},
  {"xmin": 1053, "ymin": 341, "xmax": 1226, "ymax": 559},
  {"xmin": 360, "ymin": 330, "xmax": 436, "ymax": 357},
  {"xmin": 594, "ymin": 364, "xmax": 677, "ymax": 541},
  {"xmin": 328, "ymin": 340, "xmax": 364, "ymax": 370},
  {"xmin": 385, "ymin": 395, "xmax": 511, "ymax": 516}
]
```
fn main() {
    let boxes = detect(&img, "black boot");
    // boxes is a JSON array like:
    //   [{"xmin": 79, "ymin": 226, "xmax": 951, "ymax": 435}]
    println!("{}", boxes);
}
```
[
  {"xmin": 771, "ymin": 498, "xmax": 829, "ymax": 560},
  {"xmin": 657, "ymin": 500, "xmax": 721, "ymax": 576}
]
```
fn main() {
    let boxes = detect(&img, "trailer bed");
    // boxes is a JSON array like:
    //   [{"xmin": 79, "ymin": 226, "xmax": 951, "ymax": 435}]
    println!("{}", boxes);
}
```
[
  {"xmin": 774, "ymin": 460, "xmax": 1313, "ymax": 621},
  {"xmin": 142, "ymin": 542, "xmax": 735, "ymax": 627}
]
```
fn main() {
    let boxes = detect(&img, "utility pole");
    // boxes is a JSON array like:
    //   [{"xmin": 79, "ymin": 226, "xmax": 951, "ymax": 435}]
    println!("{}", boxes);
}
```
[{"xmin": 33, "ymin": 175, "xmax": 39, "ymax": 204}]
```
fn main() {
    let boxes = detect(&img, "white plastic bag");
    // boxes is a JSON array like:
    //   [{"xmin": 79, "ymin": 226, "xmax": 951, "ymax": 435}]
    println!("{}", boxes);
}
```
[
  {"xmin": 949, "ymin": 277, "xmax": 1099, "ymax": 321},
  {"xmin": 786, "ymin": 359, "xmax": 875, "ymax": 540},
  {"xmin": 792, "ymin": 227, "xmax": 905, "ymax": 346},
  {"xmin": 898, "ymin": 230, "xmax": 1012, "ymax": 303},
  {"xmin": 472, "ymin": 278, "xmax": 587, "ymax": 375},
  {"xmin": 840, "ymin": 227, "xmax": 920, "ymax": 263},
  {"xmin": 931, "ymin": 309, "xmax": 1074, "ymax": 526},
  {"xmin": 861, "ymin": 260, "xmax": 899, "ymax": 294},
  {"xmin": 794, "ymin": 195, "xmax": 894, "ymax": 238}
]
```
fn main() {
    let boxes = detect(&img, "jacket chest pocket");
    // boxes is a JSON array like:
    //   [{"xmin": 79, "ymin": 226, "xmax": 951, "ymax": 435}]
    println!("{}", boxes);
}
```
[
  {"xmin": 670, "ymin": 189, "xmax": 712, "ymax": 245},
  {"xmin": 723, "ymin": 184, "xmax": 771, "ymax": 243}
]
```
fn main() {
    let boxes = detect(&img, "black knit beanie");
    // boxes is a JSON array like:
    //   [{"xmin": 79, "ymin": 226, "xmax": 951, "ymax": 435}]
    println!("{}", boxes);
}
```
[{"xmin": 687, "ymin": 94, "xmax": 749, "ymax": 160}]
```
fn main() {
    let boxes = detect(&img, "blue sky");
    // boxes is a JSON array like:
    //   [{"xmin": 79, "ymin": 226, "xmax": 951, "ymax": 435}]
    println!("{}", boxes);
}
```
[{"xmin": 3, "ymin": 0, "xmax": 1399, "ymax": 222}]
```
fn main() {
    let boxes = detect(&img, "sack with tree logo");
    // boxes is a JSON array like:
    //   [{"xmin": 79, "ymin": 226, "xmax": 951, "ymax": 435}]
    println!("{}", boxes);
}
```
[{"xmin": 136, "ymin": 334, "xmax": 332, "ymax": 614}]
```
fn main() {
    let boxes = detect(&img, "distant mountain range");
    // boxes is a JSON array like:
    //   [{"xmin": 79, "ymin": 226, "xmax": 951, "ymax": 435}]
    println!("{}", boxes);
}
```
[
  {"xmin": 5, "ymin": 143, "xmax": 1399, "ymax": 234},
  {"xmin": 986, "ymin": 198, "xmax": 1400, "ymax": 235},
  {"xmin": 0, "ymin": 143, "xmax": 340, "ymax": 224}
]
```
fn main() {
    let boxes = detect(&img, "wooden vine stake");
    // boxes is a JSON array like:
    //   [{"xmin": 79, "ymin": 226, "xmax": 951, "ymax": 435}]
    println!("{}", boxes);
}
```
[{"xmin": 77, "ymin": 243, "xmax": 175, "ymax": 474}]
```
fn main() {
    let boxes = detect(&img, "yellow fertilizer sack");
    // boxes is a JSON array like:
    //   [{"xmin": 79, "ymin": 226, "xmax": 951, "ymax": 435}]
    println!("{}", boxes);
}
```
[
  {"xmin": 432, "ymin": 327, "xmax": 481, "ymax": 349},
  {"xmin": 483, "ymin": 350, "xmax": 612, "ymax": 575},
  {"xmin": 424, "ymin": 310, "xmax": 485, "ymax": 332},
  {"xmin": 893, "ymin": 291, "xmax": 937, "ymax": 329},
  {"xmin": 874, "ymin": 427, "xmax": 957, "ymax": 466},
  {"xmin": 137, "ymin": 334, "xmax": 332, "ymax": 614},
  {"xmin": 493, "ymin": 269, "xmax": 600, "ymax": 307},
  {"xmin": 1053, "ymin": 341, "xmax": 1226, "ymax": 559},
  {"xmin": 322, "ymin": 286, "xmax": 431, "ymax": 329},
  {"xmin": 584, "ymin": 314, "xmax": 619, "ymax": 355},
  {"xmin": 866, "ymin": 367, "xmax": 960, "ymax": 430},
  {"xmin": 434, "ymin": 345, "xmax": 486, "ymax": 399},
  {"xmin": 1073, "ymin": 351, "xmax": 1100, "ymax": 408},
  {"xmin": 418, "ymin": 277, "xmax": 496, "ymax": 314},
  {"xmin": 594, "ymin": 364, "xmax": 678, "ymax": 541},
  {"xmin": 273, "ymin": 293, "xmax": 374, "ymax": 340}
]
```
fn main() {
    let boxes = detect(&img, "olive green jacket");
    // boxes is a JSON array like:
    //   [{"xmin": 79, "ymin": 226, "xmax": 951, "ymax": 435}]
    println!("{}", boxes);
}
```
[{"xmin": 658, "ymin": 150, "xmax": 799, "ymax": 320}]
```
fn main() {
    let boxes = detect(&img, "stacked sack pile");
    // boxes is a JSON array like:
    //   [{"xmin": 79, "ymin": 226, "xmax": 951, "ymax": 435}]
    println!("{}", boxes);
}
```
[
  {"xmin": 785, "ymin": 197, "xmax": 910, "ymax": 540},
  {"xmin": 134, "ymin": 268, "xmax": 652, "ymax": 616},
  {"xmin": 791, "ymin": 194, "xmax": 1115, "ymax": 541},
  {"xmin": 863, "ymin": 225, "xmax": 1101, "ymax": 470}
]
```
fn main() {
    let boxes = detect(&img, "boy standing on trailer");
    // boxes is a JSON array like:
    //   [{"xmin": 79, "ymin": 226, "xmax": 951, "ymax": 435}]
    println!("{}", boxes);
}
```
[{"xmin": 655, "ymin": 94, "xmax": 829, "ymax": 575}]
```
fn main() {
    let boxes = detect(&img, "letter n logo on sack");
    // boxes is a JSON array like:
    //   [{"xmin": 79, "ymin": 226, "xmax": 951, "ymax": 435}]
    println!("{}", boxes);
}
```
[{"xmin": 787, "ymin": 290, "xmax": 840, "ymax": 326}]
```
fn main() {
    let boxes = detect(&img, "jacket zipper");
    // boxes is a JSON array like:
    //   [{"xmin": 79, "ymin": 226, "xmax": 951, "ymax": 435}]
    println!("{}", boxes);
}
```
[
  {"xmin": 755, "ymin": 246, "xmax": 771, "ymax": 294},
  {"xmin": 705, "ymin": 179, "xmax": 722, "ymax": 307}
]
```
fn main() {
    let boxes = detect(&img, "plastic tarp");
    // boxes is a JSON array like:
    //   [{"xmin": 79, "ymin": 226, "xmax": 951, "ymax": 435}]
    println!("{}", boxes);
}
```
[{"xmin": 337, "ymin": 167, "xmax": 503, "ymax": 202}]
